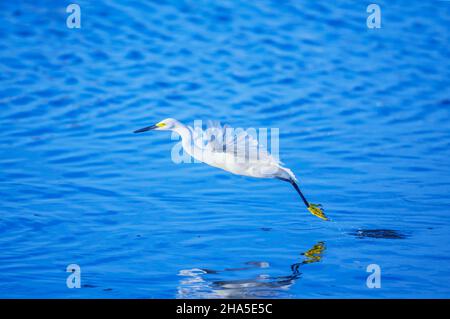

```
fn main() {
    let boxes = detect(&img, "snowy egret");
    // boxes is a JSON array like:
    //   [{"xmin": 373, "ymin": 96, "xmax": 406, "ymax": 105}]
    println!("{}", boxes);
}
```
[{"xmin": 134, "ymin": 118, "xmax": 328, "ymax": 221}]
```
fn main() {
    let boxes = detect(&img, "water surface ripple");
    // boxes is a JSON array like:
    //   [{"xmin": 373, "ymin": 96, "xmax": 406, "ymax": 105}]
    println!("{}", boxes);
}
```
[{"xmin": 0, "ymin": 0, "xmax": 449, "ymax": 298}]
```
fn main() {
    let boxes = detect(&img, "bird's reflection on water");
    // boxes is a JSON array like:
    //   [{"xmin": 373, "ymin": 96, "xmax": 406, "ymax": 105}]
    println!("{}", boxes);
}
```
[{"xmin": 177, "ymin": 242, "xmax": 325, "ymax": 298}]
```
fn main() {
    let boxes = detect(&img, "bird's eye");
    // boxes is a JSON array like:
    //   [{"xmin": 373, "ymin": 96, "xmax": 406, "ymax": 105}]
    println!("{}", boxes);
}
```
[{"xmin": 156, "ymin": 122, "xmax": 166, "ymax": 127}]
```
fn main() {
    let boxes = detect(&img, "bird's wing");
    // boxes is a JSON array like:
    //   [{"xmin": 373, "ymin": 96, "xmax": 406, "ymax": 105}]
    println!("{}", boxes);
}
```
[
  {"xmin": 204, "ymin": 121, "xmax": 280, "ymax": 164},
  {"xmin": 204, "ymin": 120, "xmax": 227, "ymax": 151}
]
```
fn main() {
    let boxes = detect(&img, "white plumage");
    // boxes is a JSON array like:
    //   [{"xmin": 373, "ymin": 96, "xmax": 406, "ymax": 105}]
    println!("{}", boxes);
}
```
[
  {"xmin": 186, "ymin": 120, "xmax": 296, "ymax": 181},
  {"xmin": 134, "ymin": 118, "xmax": 327, "ymax": 220}
]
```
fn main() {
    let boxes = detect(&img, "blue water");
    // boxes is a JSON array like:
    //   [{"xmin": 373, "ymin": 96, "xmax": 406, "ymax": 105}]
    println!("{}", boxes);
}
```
[{"xmin": 1, "ymin": 0, "xmax": 449, "ymax": 298}]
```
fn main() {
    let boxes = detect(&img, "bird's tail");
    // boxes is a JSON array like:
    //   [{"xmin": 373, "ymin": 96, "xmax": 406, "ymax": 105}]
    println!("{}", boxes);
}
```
[{"xmin": 281, "ymin": 167, "xmax": 297, "ymax": 182}]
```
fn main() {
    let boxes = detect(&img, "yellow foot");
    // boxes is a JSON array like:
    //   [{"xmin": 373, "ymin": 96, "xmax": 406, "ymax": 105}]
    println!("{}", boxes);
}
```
[
  {"xmin": 302, "ymin": 241, "xmax": 326, "ymax": 263},
  {"xmin": 307, "ymin": 203, "xmax": 329, "ymax": 221}
]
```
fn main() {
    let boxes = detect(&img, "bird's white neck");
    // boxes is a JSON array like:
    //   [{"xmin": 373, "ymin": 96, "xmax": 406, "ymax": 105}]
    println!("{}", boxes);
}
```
[
  {"xmin": 173, "ymin": 123, "xmax": 201, "ymax": 160},
  {"xmin": 173, "ymin": 123, "xmax": 191, "ymax": 144}
]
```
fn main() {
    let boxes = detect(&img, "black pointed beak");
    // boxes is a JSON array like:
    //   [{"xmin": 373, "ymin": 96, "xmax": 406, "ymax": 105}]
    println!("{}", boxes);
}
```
[{"xmin": 134, "ymin": 125, "xmax": 158, "ymax": 133}]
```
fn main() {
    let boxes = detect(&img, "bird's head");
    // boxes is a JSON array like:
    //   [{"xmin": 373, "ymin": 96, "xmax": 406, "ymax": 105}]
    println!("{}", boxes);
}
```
[{"xmin": 133, "ymin": 118, "xmax": 179, "ymax": 133}]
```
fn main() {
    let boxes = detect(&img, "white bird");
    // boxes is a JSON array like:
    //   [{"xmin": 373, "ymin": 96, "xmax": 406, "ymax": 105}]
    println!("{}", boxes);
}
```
[{"xmin": 134, "ymin": 118, "xmax": 328, "ymax": 220}]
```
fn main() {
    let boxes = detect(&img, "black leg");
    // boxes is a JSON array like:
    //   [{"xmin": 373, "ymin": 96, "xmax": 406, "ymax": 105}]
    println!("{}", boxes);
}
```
[
  {"xmin": 276, "ymin": 177, "xmax": 309, "ymax": 207},
  {"xmin": 290, "ymin": 180, "xmax": 310, "ymax": 208},
  {"xmin": 276, "ymin": 177, "xmax": 328, "ymax": 220}
]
